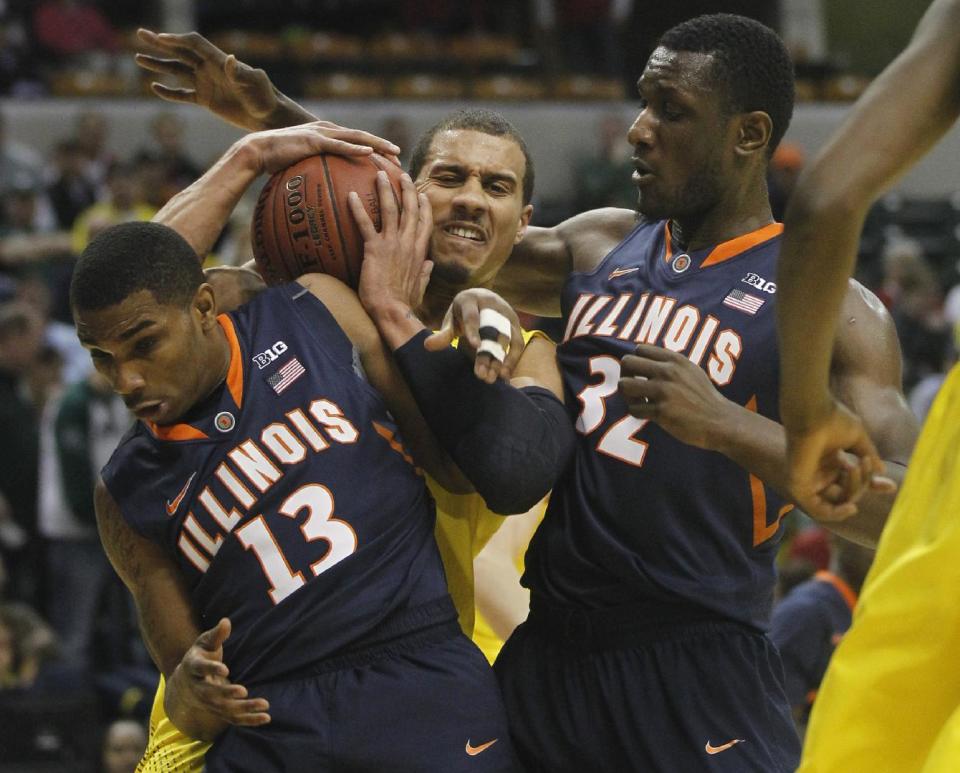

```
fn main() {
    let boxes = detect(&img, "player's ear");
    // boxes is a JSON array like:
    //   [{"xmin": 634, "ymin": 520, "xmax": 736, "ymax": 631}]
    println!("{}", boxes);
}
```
[
  {"xmin": 194, "ymin": 283, "xmax": 219, "ymax": 331},
  {"xmin": 734, "ymin": 111, "xmax": 773, "ymax": 157},
  {"xmin": 514, "ymin": 204, "xmax": 534, "ymax": 244}
]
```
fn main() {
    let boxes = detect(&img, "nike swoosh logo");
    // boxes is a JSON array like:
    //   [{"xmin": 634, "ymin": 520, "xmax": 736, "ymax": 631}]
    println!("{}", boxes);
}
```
[
  {"xmin": 705, "ymin": 739, "xmax": 745, "ymax": 755},
  {"xmin": 608, "ymin": 266, "xmax": 639, "ymax": 280},
  {"xmin": 465, "ymin": 738, "xmax": 498, "ymax": 756},
  {"xmin": 165, "ymin": 472, "xmax": 196, "ymax": 516}
]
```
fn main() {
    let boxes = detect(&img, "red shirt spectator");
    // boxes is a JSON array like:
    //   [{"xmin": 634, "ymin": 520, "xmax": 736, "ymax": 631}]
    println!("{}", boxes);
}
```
[{"xmin": 33, "ymin": 0, "xmax": 117, "ymax": 58}]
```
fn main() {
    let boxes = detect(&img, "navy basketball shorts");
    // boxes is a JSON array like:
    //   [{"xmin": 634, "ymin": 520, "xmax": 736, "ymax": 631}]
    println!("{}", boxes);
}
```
[
  {"xmin": 494, "ymin": 608, "xmax": 800, "ymax": 772},
  {"xmin": 204, "ymin": 622, "xmax": 519, "ymax": 772}
]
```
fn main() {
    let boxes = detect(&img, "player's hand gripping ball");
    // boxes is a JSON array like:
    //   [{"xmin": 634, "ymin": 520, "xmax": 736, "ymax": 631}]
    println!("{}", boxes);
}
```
[{"xmin": 251, "ymin": 153, "xmax": 404, "ymax": 288}]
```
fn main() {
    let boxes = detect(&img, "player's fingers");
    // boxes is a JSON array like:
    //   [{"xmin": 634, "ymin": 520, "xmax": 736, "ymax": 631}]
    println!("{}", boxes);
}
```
[
  {"xmin": 632, "ymin": 343, "xmax": 683, "ymax": 362},
  {"xmin": 134, "ymin": 54, "xmax": 194, "ymax": 78},
  {"xmin": 195, "ymin": 617, "xmax": 231, "ymax": 651},
  {"xmin": 476, "ymin": 306, "xmax": 516, "ymax": 380},
  {"xmin": 424, "ymin": 326, "xmax": 454, "ymax": 352},
  {"xmin": 347, "ymin": 191, "xmax": 377, "ymax": 240},
  {"xmin": 155, "ymin": 31, "xmax": 220, "ymax": 65},
  {"xmin": 185, "ymin": 654, "xmax": 229, "ymax": 680},
  {"xmin": 398, "ymin": 173, "xmax": 419, "ymax": 239},
  {"xmin": 149, "ymin": 83, "xmax": 198, "ymax": 105},
  {"xmin": 414, "ymin": 193, "xmax": 433, "ymax": 260},
  {"xmin": 324, "ymin": 128, "xmax": 401, "ymax": 159},
  {"xmin": 376, "ymin": 171, "xmax": 399, "ymax": 234},
  {"xmin": 474, "ymin": 352, "xmax": 501, "ymax": 385},
  {"xmin": 417, "ymin": 260, "xmax": 433, "ymax": 305},
  {"xmin": 618, "ymin": 376, "xmax": 657, "ymax": 417},
  {"xmin": 313, "ymin": 136, "xmax": 374, "ymax": 157},
  {"xmin": 868, "ymin": 474, "xmax": 898, "ymax": 494},
  {"xmin": 620, "ymin": 353, "xmax": 665, "ymax": 380},
  {"xmin": 458, "ymin": 295, "xmax": 482, "ymax": 351}
]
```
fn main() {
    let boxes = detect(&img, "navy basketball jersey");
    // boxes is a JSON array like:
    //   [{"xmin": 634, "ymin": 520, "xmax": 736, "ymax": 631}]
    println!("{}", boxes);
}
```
[
  {"xmin": 524, "ymin": 219, "xmax": 792, "ymax": 628},
  {"xmin": 770, "ymin": 571, "xmax": 856, "ymax": 711},
  {"xmin": 102, "ymin": 283, "xmax": 451, "ymax": 684}
]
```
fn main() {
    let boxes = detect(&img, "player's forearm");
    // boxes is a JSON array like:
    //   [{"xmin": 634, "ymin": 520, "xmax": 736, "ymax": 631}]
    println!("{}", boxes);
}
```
[
  {"xmin": 711, "ymin": 404, "xmax": 792, "ymax": 497},
  {"xmin": 778, "ymin": 190, "xmax": 864, "ymax": 430},
  {"xmin": 364, "ymin": 300, "xmax": 427, "ymax": 351},
  {"xmin": 258, "ymin": 90, "xmax": 318, "ymax": 130},
  {"xmin": 153, "ymin": 140, "xmax": 260, "ymax": 259}
]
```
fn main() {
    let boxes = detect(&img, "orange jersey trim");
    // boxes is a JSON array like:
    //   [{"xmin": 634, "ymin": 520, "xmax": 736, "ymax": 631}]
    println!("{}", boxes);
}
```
[
  {"xmin": 217, "ymin": 314, "xmax": 245, "ymax": 409},
  {"xmin": 746, "ymin": 395, "xmax": 794, "ymax": 546},
  {"xmin": 814, "ymin": 570, "xmax": 858, "ymax": 612},
  {"xmin": 146, "ymin": 422, "xmax": 209, "ymax": 441},
  {"xmin": 663, "ymin": 221, "xmax": 784, "ymax": 268}
]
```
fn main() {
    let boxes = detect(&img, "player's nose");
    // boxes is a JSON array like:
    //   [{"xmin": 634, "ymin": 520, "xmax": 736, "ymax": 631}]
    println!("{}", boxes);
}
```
[
  {"xmin": 450, "ymin": 176, "xmax": 487, "ymax": 216},
  {"xmin": 627, "ymin": 112, "xmax": 654, "ymax": 149},
  {"xmin": 114, "ymin": 361, "xmax": 146, "ymax": 395}
]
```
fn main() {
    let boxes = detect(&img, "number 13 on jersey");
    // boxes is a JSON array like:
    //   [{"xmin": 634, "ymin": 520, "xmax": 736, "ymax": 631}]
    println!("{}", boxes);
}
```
[{"xmin": 576, "ymin": 356, "xmax": 650, "ymax": 466}]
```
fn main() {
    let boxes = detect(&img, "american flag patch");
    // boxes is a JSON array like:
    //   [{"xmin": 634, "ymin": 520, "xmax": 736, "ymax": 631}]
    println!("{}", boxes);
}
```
[
  {"xmin": 267, "ymin": 358, "xmax": 305, "ymax": 394},
  {"xmin": 722, "ymin": 288, "xmax": 765, "ymax": 315}
]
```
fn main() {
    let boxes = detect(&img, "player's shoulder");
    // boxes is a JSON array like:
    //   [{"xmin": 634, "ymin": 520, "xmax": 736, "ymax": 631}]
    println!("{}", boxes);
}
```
[
  {"xmin": 559, "ymin": 207, "xmax": 640, "ymax": 273},
  {"xmin": 832, "ymin": 278, "xmax": 899, "ymax": 365}
]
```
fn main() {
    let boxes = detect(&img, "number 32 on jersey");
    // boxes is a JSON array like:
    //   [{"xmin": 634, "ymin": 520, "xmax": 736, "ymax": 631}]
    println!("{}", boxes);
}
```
[{"xmin": 576, "ymin": 356, "xmax": 650, "ymax": 466}]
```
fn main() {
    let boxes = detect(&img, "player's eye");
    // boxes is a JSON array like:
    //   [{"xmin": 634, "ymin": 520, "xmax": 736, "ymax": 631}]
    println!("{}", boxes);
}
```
[
  {"xmin": 90, "ymin": 349, "xmax": 109, "ymax": 361},
  {"xmin": 487, "ymin": 181, "xmax": 512, "ymax": 195},
  {"xmin": 663, "ymin": 102, "xmax": 683, "ymax": 121},
  {"xmin": 134, "ymin": 336, "xmax": 157, "ymax": 356}
]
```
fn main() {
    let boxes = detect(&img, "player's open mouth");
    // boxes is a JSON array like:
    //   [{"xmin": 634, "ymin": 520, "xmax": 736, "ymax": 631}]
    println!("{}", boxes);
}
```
[
  {"xmin": 443, "ymin": 224, "xmax": 486, "ymax": 242},
  {"xmin": 632, "ymin": 159, "xmax": 654, "ymax": 184},
  {"xmin": 131, "ymin": 400, "xmax": 164, "ymax": 419}
]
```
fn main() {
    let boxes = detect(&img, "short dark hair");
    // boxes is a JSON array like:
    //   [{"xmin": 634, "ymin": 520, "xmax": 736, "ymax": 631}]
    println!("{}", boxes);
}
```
[
  {"xmin": 408, "ymin": 109, "xmax": 535, "ymax": 204},
  {"xmin": 70, "ymin": 221, "xmax": 203, "ymax": 312},
  {"xmin": 658, "ymin": 13, "xmax": 795, "ymax": 154}
]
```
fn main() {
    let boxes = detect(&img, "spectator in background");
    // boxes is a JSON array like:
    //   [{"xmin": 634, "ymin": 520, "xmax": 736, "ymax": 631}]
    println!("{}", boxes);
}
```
[
  {"xmin": 572, "ymin": 112, "xmax": 635, "ymax": 212},
  {"xmin": 72, "ymin": 110, "xmax": 114, "ymax": 189},
  {"xmin": 550, "ymin": 0, "xmax": 633, "ymax": 77},
  {"xmin": 134, "ymin": 112, "xmax": 201, "ymax": 205},
  {"xmin": 0, "ymin": 178, "xmax": 71, "ymax": 269},
  {"xmin": 878, "ymin": 238, "xmax": 951, "ymax": 390},
  {"xmin": 47, "ymin": 138, "xmax": 98, "ymax": 230},
  {"xmin": 100, "ymin": 718, "xmax": 146, "ymax": 773},
  {"xmin": 770, "ymin": 537, "xmax": 874, "ymax": 736},
  {"xmin": 0, "ymin": 555, "xmax": 60, "ymax": 691},
  {"xmin": 0, "ymin": 301, "xmax": 43, "ymax": 607},
  {"xmin": 33, "ymin": 0, "xmax": 117, "ymax": 63},
  {"xmin": 768, "ymin": 141, "xmax": 805, "ymax": 221},
  {"xmin": 71, "ymin": 161, "xmax": 156, "ymax": 255},
  {"xmin": 17, "ymin": 276, "xmax": 88, "ymax": 381},
  {"xmin": 39, "ymin": 369, "xmax": 129, "ymax": 669},
  {"xmin": 0, "ymin": 111, "xmax": 45, "ymax": 197}
]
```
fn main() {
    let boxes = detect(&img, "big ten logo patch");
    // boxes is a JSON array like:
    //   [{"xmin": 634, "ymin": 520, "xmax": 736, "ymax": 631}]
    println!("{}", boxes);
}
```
[
  {"xmin": 253, "ymin": 341, "xmax": 288, "ymax": 369},
  {"xmin": 741, "ymin": 272, "xmax": 776, "ymax": 293}
]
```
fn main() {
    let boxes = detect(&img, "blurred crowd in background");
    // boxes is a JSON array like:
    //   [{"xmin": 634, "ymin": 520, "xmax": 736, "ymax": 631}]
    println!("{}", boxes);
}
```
[{"xmin": 0, "ymin": 1, "xmax": 958, "ymax": 771}]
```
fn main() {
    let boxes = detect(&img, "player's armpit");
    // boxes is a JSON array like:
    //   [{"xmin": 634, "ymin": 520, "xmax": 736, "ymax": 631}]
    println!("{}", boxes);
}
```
[{"xmin": 94, "ymin": 479, "xmax": 201, "ymax": 677}]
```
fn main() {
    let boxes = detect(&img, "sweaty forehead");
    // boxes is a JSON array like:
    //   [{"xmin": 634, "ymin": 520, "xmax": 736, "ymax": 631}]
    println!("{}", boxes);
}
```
[
  {"xmin": 422, "ymin": 129, "xmax": 526, "ymax": 178},
  {"xmin": 639, "ymin": 47, "xmax": 718, "ymax": 96}
]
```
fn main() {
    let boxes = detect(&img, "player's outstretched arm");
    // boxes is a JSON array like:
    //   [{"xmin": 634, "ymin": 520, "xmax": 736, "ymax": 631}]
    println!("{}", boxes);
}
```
[
  {"xmin": 777, "ymin": 0, "xmax": 960, "ymax": 504},
  {"xmin": 494, "ymin": 207, "xmax": 636, "ymax": 317},
  {"xmin": 153, "ymin": 122, "xmax": 400, "ymax": 259},
  {"xmin": 136, "ymin": 29, "xmax": 317, "ymax": 131}
]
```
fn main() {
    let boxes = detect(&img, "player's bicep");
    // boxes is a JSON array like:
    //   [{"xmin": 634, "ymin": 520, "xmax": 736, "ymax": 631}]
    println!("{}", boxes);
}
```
[
  {"xmin": 94, "ymin": 480, "xmax": 200, "ymax": 676},
  {"xmin": 830, "ymin": 282, "xmax": 920, "ymax": 464}
]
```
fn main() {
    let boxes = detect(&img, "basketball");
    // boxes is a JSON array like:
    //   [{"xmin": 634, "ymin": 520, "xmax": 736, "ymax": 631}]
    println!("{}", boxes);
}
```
[{"xmin": 251, "ymin": 153, "xmax": 404, "ymax": 288}]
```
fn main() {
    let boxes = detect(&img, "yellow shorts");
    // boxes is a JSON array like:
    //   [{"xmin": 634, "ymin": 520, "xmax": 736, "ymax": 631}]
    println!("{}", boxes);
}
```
[
  {"xmin": 136, "ymin": 678, "xmax": 209, "ymax": 773},
  {"xmin": 800, "ymin": 364, "xmax": 960, "ymax": 772}
]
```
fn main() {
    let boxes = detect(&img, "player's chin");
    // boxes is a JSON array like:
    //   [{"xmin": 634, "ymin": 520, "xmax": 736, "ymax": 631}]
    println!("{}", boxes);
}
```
[{"xmin": 425, "ymin": 252, "xmax": 473, "ymax": 287}]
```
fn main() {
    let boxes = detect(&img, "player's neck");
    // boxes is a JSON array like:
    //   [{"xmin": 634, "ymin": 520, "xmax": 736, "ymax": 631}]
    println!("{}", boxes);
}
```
[
  {"xmin": 671, "ymin": 179, "xmax": 774, "ymax": 251},
  {"xmin": 198, "ymin": 327, "xmax": 232, "ymax": 405}
]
